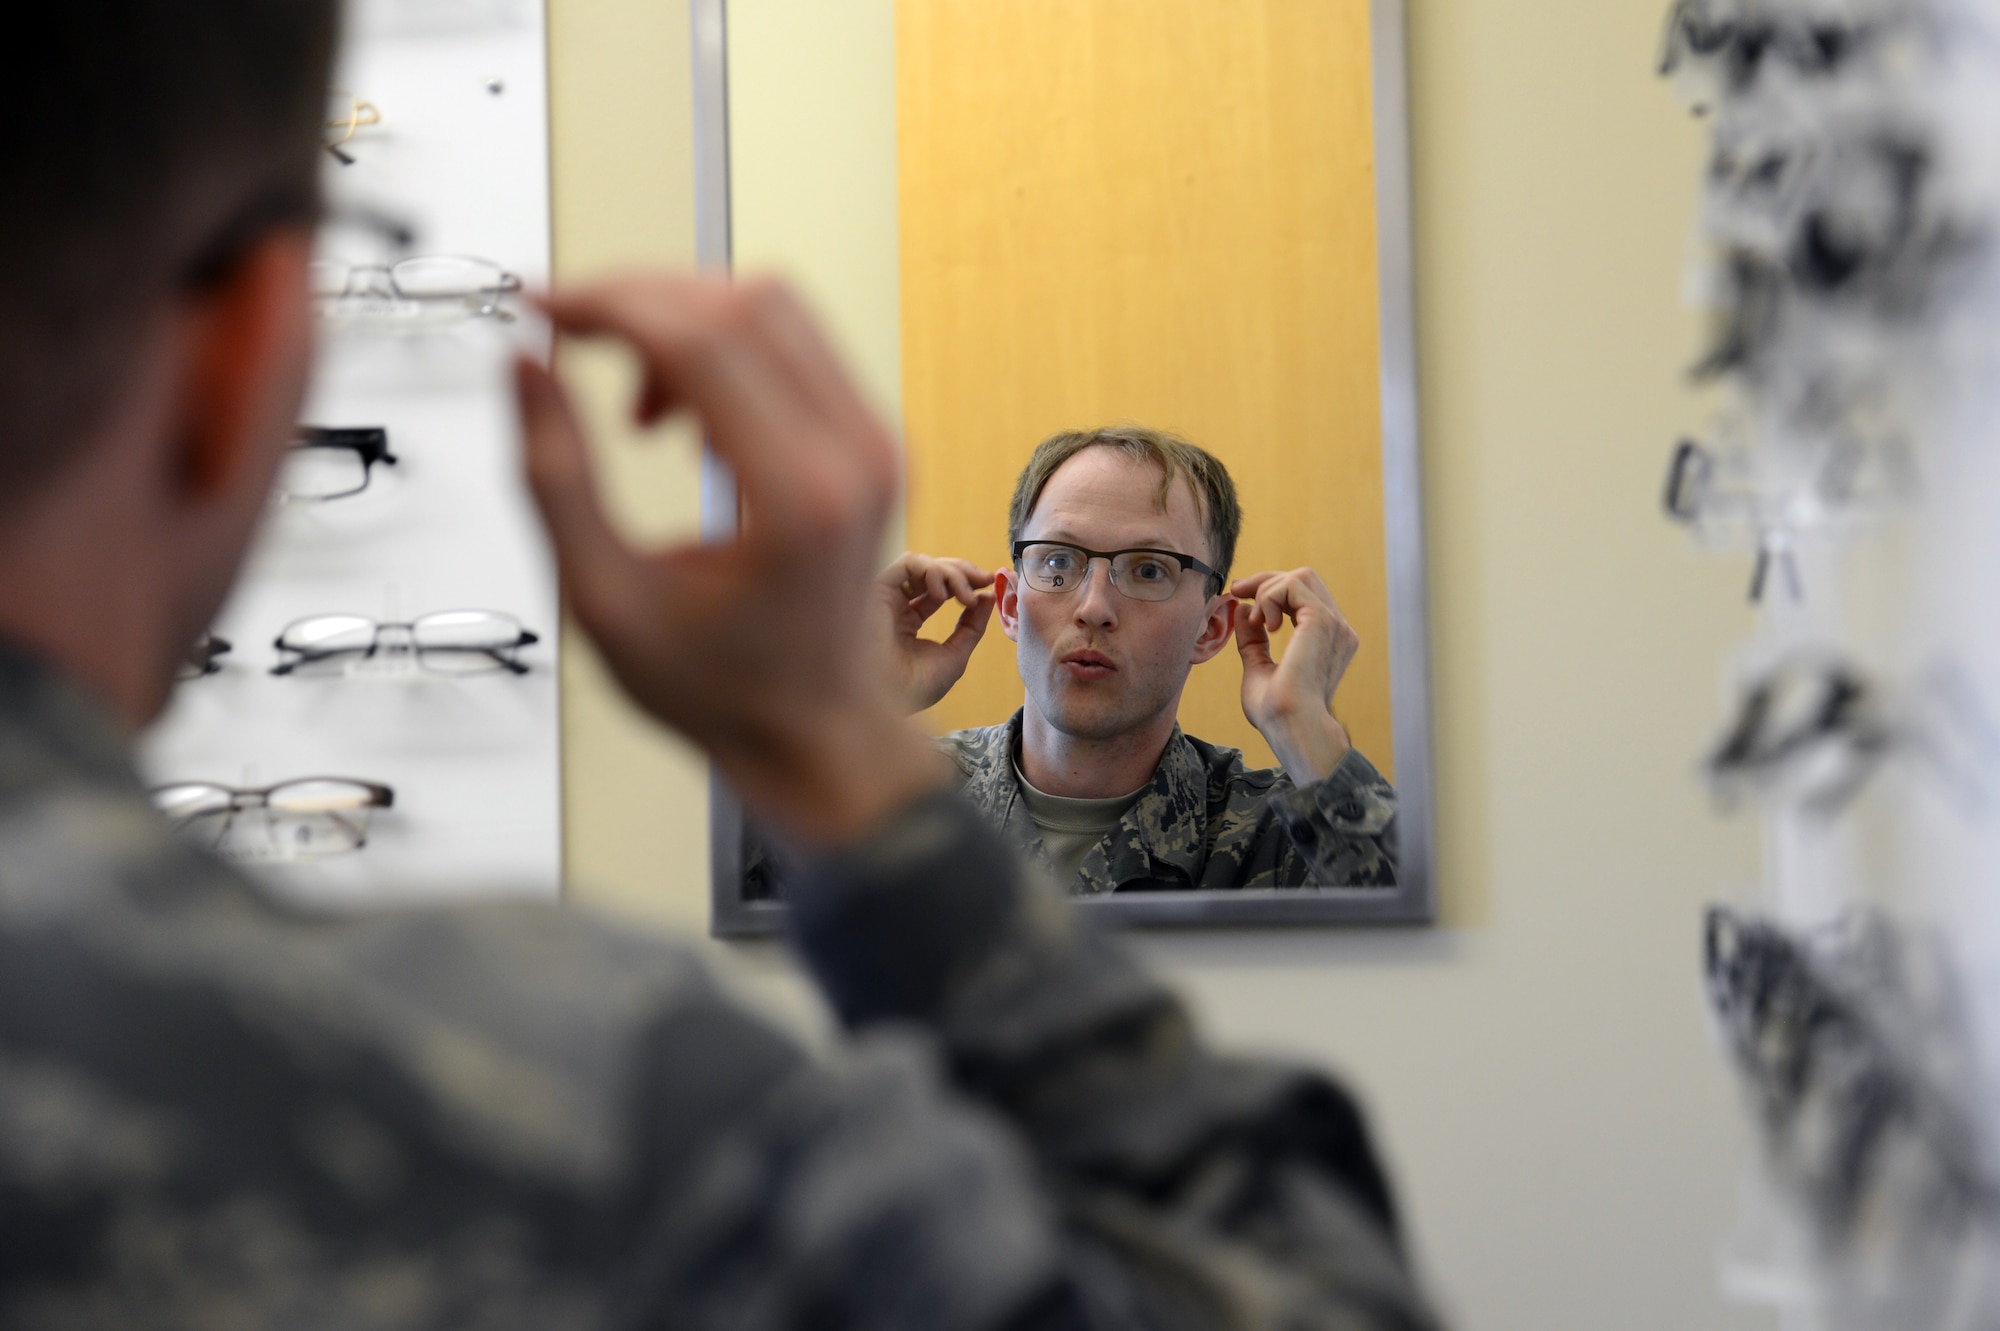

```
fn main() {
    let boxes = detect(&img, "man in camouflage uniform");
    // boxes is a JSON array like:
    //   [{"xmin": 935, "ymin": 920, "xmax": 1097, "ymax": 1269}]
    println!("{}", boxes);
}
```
[
  {"xmin": 941, "ymin": 711, "xmax": 1398, "ymax": 893},
  {"xmin": 0, "ymin": 2, "xmax": 1438, "ymax": 1327},
  {"xmin": 883, "ymin": 428, "xmax": 1399, "ymax": 891}
]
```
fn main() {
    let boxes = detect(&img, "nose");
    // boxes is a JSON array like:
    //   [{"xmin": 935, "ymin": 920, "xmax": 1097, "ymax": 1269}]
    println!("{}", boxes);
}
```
[{"xmin": 1072, "ymin": 557, "xmax": 1120, "ymax": 628}]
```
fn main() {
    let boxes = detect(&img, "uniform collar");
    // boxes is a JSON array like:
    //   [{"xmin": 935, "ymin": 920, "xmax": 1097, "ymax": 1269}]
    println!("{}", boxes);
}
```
[
  {"xmin": 0, "ymin": 635, "xmax": 140, "ymax": 798},
  {"xmin": 953, "ymin": 710, "xmax": 1207, "ymax": 894}
]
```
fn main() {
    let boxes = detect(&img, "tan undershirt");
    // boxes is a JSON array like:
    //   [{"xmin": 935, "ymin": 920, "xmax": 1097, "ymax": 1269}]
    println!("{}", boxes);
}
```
[{"xmin": 1012, "ymin": 754, "xmax": 1147, "ymax": 887}]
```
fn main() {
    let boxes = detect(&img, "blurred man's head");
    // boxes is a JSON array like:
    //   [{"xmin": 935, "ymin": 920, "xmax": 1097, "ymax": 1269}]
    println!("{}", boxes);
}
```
[
  {"xmin": 0, "ymin": 1, "xmax": 339, "ymax": 723},
  {"xmin": 997, "ymin": 427, "xmax": 1241, "ymax": 745}
]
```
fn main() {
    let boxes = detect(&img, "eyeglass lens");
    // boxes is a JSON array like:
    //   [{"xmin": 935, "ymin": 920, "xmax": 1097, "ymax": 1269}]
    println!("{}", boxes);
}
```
[
  {"xmin": 309, "ymin": 257, "xmax": 516, "ymax": 301},
  {"xmin": 150, "ymin": 778, "xmax": 390, "ymax": 862},
  {"xmin": 281, "ymin": 428, "xmax": 395, "ymax": 502},
  {"xmin": 275, "ymin": 611, "xmax": 535, "ymax": 676},
  {"xmin": 1018, "ymin": 543, "xmax": 1186, "ymax": 602}
]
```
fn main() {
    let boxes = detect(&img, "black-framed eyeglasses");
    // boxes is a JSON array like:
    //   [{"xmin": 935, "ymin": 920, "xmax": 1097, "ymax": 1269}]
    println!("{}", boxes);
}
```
[
  {"xmin": 1658, "ymin": 0, "xmax": 1869, "ymax": 89},
  {"xmin": 281, "ymin": 426, "xmax": 399, "ymax": 503},
  {"xmin": 1703, "ymin": 904, "xmax": 1988, "ymax": 1252},
  {"xmin": 151, "ymin": 777, "xmax": 394, "ymax": 862},
  {"xmin": 272, "ymin": 609, "xmax": 540, "ymax": 677},
  {"xmin": 1706, "ymin": 655, "xmax": 1887, "ymax": 813},
  {"xmin": 1011, "ymin": 540, "xmax": 1223, "ymax": 603},
  {"xmin": 176, "ymin": 632, "xmax": 232, "ymax": 681}
]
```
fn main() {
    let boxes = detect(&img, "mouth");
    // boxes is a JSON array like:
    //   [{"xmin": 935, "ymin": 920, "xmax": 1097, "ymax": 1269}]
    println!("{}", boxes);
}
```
[{"xmin": 1060, "ymin": 649, "xmax": 1117, "ymax": 681}]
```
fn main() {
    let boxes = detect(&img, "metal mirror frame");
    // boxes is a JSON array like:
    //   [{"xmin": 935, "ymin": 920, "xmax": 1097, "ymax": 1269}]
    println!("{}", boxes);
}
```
[{"xmin": 700, "ymin": 0, "xmax": 1433, "ymax": 933}]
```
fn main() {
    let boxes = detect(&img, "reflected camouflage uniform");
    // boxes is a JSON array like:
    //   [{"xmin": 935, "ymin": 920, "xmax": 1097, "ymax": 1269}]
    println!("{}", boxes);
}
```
[
  {"xmin": 944, "ymin": 711, "xmax": 1399, "ymax": 893},
  {"xmin": 0, "ymin": 641, "xmax": 1437, "ymax": 1330}
]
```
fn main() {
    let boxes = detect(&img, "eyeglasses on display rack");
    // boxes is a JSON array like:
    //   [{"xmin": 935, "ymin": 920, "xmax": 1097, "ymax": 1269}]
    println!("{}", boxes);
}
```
[
  {"xmin": 310, "ymin": 256, "xmax": 523, "ymax": 328},
  {"xmin": 280, "ymin": 426, "xmax": 399, "ymax": 502},
  {"xmin": 1658, "ymin": 0, "xmax": 1874, "ymax": 91},
  {"xmin": 1664, "ymin": 431, "xmax": 1914, "ymax": 602},
  {"xmin": 272, "ymin": 610, "xmax": 540, "ymax": 677},
  {"xmin": 1703, "ymin": 905, "xmax": 1990, "ymax": 1251},
  {"xmin": 1010, "ymin": 540, "xmax": 1224, "ymax": 602},
  {"xmin": 1706, "ymin": 654, "xmax": 1890, "ymax": 813},
  {"xmin": 152, "ymin": 777, "xmax": 394, "ymax": 862},
  {"xmin": 1665, "ymin": 437, "xmax": 1806, "ymax": 602},
  {"xmin": 323, "ymin": 91, "xmax": 381, "ymax": 166},
  {"xmin": 176, "ymin": 633, "xmax": 232, "ymax": 681},
  {"xmin": 1706, "ymin": 655, "xmax": 2000, "ymax": 816}
]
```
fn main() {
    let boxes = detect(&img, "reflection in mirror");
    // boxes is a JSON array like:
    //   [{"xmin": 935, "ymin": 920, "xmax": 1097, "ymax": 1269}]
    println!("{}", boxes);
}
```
[{"xmin": 715, "ymin": 0, "xmax": 1431, "ymax": 928}]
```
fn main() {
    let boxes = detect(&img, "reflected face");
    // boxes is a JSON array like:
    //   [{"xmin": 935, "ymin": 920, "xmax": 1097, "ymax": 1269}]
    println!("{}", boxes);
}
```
[{"xmin": 998, "ymin": 447, "xmax": 1232, "ymax": 742}]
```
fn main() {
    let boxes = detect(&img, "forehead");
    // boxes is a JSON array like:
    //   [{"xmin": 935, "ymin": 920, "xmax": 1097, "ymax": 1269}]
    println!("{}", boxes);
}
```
[{"xmin": 1024, "ymin": 447, "xmax": 1208, "ymax": 552}]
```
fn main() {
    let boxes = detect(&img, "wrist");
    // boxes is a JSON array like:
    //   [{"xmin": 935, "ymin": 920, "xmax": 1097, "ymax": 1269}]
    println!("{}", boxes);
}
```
[{"xmin": 1263, "ymin": 709, "xmax": 1351, "ymax": 786}]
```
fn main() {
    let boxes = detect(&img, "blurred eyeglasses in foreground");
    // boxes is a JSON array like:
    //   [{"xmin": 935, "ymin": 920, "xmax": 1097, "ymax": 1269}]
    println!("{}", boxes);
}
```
[
  {"xmin": 152, "ymin": 777, "xmax": 394, "ymax": 862},
  {"xmin": 310, "ymin": 256, "xmax": 522, "ymax": 329},
  {"xmin": 273, "ymin": 609, "xmax": 539, "ymax": 678}
]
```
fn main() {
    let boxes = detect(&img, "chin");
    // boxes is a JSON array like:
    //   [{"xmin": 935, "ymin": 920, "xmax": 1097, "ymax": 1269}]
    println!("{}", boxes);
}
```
[{"xmin": 1042, "ymin": 691, "xmax": 1137, "ymax": 743}]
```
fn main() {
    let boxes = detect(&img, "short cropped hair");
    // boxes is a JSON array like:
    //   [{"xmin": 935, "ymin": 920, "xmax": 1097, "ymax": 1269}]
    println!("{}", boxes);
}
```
[
  {"xmin": 0, "ymin": 0, "xmax": 340, "ymax": 503},
  {"xmin": 1007, "ymin": 426, "xmax": 1243, "ymax": 589}
]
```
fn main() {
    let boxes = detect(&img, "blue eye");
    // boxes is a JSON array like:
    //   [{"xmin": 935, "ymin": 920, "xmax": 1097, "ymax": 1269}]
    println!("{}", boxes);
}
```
[
  {"xmin": 1129, "ymin": 558, "xmax": 1171, "ymax": 581},
  {"xmin": 1041, "ymin": 551, "xmax": 1077, "ymax": 572}
]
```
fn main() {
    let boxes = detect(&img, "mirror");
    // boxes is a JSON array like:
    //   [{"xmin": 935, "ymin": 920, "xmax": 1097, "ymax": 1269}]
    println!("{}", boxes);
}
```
[{"xmin": 705, "ymin": 0, "xmax": 1432, "ymax": 929}]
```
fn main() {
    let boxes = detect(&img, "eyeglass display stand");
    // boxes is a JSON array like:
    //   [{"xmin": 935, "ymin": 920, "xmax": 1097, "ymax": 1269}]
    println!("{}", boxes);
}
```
[
  {"xmin": 1663, "ymin": 3, "xmax": 2000, "ymax": 1329},
  {"xmin": 138, "ymin": 2, "xmax": 561, "ymax": 908}
]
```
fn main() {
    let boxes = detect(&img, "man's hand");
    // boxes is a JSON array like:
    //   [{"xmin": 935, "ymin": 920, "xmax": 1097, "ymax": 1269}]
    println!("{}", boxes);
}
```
[
  {"xmin": 515, "ymin": 273, "xmax": 949, "ymax": 850},
  {"xmin": 878, "ymin": 553, "xmax": 995, "ymax": 713},
  {"xmin": 1233, "ymin": 568, "xmax": 1359, "ymax": 786}
]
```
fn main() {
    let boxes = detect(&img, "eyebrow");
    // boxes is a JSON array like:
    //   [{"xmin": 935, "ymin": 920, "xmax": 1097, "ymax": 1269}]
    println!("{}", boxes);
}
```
[{"xmin": 1032, "ymin": 528, "xmax": 1190, "ymax": 551}]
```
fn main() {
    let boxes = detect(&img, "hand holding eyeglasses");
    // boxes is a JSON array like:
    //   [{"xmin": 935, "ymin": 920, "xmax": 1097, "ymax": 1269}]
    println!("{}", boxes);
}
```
[
  {"xmin": 877, "ymin": 552, "xmax": 996, "ymax": 714},
  {"xmin": 515, "ymin": 273, "xmax": 950, "ymax": 850},
  {"xmin": 1233, "ymin": 567, "xmax": 1359, "ymax": 786}
]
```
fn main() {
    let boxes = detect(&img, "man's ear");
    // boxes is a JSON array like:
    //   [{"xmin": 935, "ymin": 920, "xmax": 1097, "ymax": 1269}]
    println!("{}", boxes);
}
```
[
  {"xmin": 994, "ymin": 566, "xmax": 1022, "ymax": 642},
  {"xmin": 172, "ymin": 227, "xmax": 316, "ymax": 504},
  {"xmin": 1190, "ymin": 592, "xmax": 1234, "ymax": 665}
]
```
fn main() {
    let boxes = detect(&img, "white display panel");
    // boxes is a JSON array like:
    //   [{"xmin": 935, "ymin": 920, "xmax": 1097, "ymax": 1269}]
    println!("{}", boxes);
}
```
[{"xmin": 140, "ymin": 2, "xmax": 561, "ymax": 908}]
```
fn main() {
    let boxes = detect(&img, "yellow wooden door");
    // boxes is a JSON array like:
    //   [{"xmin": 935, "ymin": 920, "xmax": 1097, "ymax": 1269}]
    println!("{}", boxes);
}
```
[{"xmin": 897, "ymin": 0, "xmax": 1391, "ymax": 776}]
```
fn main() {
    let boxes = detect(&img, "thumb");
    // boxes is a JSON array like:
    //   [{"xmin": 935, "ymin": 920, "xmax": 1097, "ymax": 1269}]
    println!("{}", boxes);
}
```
[
  {"xmin": 1235, "ymin": 601, "xmax": 1274, "ymax": 672},
  {"xmin": 515, "ymin": 355, "xmax": 641, "ymax": 632},
  {"xmin": 943, "ymin": 588, "xmax": 997, "ymax": 661}
]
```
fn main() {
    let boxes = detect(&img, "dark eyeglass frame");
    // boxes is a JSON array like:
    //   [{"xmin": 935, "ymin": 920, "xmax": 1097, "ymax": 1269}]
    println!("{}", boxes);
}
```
[
  {"xmin": 284, "ymin": 426, "xmax": 400, "ymax": 502},
  {"xmin": 271, "ymin": 614, "xmax": 541, "ymax": 677},
  {"xmin": 1010, "ymin": 540, "xmax": 1224, "ymax": 601},
  {"xmin": 1706, "ymin": 657, "xmax": 1890, "ymax": 813},
  {"xmin": 177, "ymin": 633, "xmax": 233, "ymax": 681},
  {"xmin": 1658, "ymin": 0, "xmax": 1867, "ymax": 85},
  {"xmin": 151, "ymin": 777, "xmax": 395, "ymax": 857}
]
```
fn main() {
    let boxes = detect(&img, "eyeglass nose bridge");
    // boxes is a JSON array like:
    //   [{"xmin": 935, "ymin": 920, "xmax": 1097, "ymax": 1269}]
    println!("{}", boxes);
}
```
[
  {"xmin": 1074, "ymin": 554, "xmax": 1141, "ymax": 606},
  {"xmin": 345, "ymin": 265, "xmax": 398, "ymax": 299}
]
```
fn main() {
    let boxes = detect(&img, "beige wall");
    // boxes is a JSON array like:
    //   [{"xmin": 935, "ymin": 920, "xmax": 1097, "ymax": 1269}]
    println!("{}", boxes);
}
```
[{"xmin": 552, "ymin": 1, "xmax": 1773, "ymax": 1327}]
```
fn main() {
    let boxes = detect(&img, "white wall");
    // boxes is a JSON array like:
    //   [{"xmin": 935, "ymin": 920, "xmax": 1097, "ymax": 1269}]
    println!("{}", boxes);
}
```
[{"xmin": 552, "ymin": 2, "xmax": 1774, "ymax": 1326}]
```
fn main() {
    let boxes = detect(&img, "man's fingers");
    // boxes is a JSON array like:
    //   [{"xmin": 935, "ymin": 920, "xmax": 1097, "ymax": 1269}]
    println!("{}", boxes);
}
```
[
  {"xmin": 1230, "ymin": 571, "xmax": 1279, "ymax": 600},
  {"xmin": 943, "ymin": 589, "xmax": 997, "ymax": 656},
  {"xmin": 544, "ymin": 276, "xmax": 893, "ymax": 535},
  {"xmin": 1258, "ymin": 585, "xmax": 1291, "ymax": 634},
  {"xmin": 880, "ymin": 552, "xmax": 924, "ymax": 592},
  {"xmin": 1235, "ymin": 608, "xmax": 1275, "ymax": 670},
  {"xmin": 514, "ymin": 356, "xmax": 644, "ymax": 630},
  {"xmin": 1297, "ymin": 566, "xmax": 1338, "ymax": 609}
]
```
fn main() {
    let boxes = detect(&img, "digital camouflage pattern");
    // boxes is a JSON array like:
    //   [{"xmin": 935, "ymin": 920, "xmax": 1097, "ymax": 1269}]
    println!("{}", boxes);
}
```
[
  {"xmin": 0, "ymin": 643, "xmax": 1439, "ymax": 1330},
  {"xmin": 943, "ymin": 711, "xmax": 1400, "ymax": 892}
]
